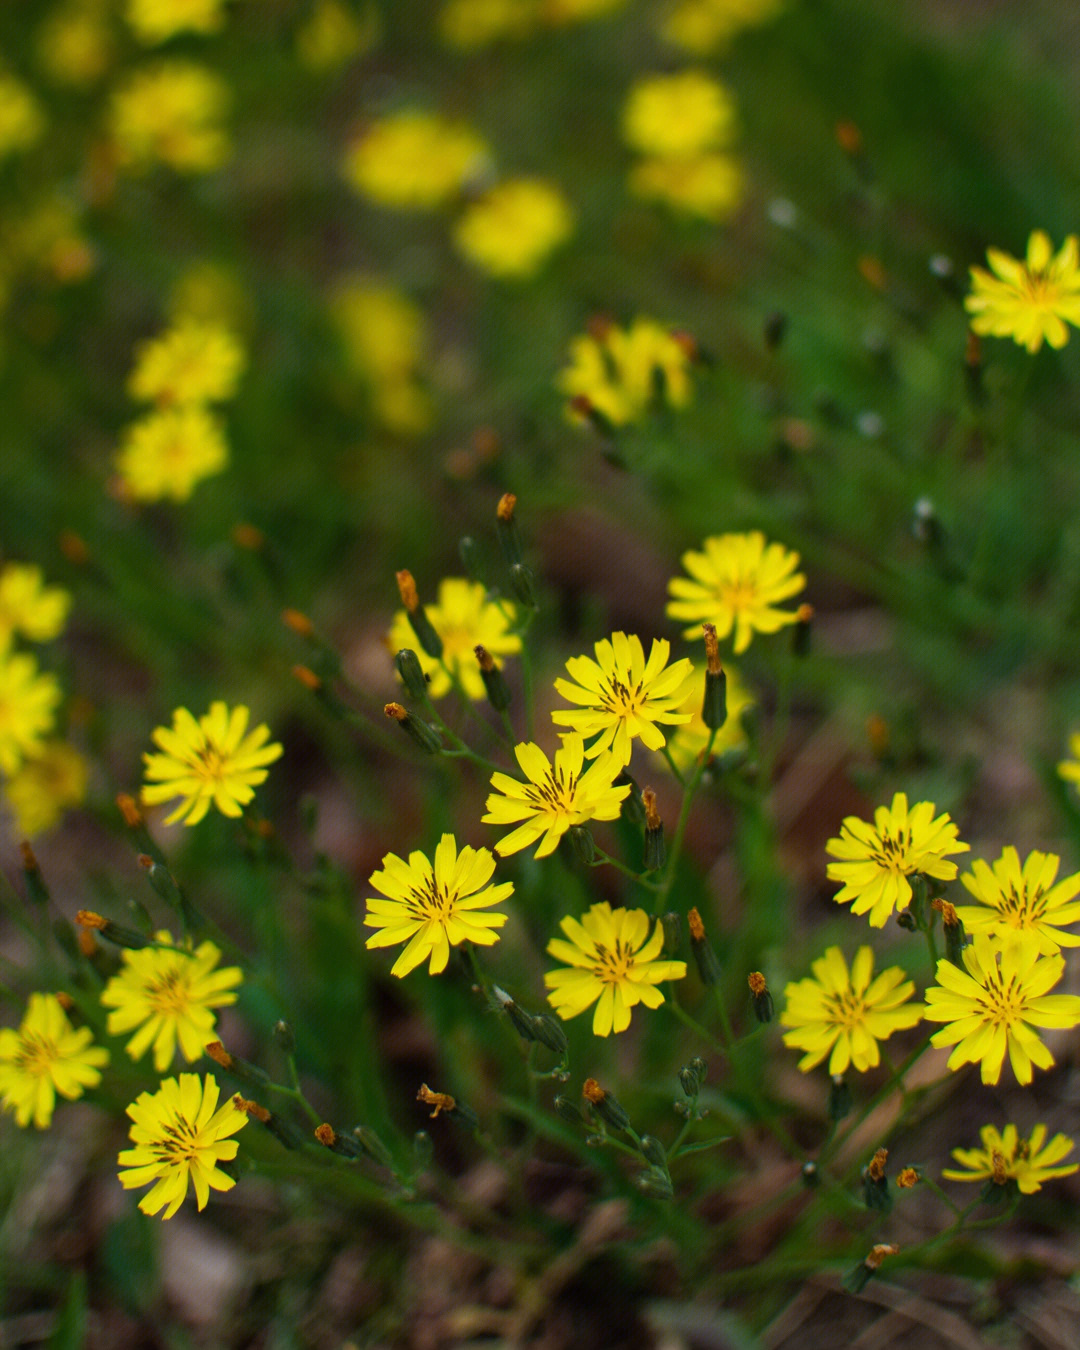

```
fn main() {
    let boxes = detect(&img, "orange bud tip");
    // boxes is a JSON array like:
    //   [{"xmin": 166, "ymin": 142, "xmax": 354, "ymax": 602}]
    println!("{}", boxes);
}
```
[
  {"xmin": 866, "ymin": 714, "xmax": 890, "ymax": 756},
  {"xmin": 582, "ymin": 1078, "xmax": 605, "ymax": 1106},
  {"xmin": 137, "ymin": 854, "xmax": 154, "ymax": 871},
  {"xmin": 395, "ymin": 569, "xmax": 419, "ymax": 611},
  {"xmin": 865, "ymin": 1244, "xmax": 899, "ymax": 1271},
  {"xmin": 282, "ymin": 608, "xmax": 315, "ymax": 638},
  {"xmin": 835, "ymin": 119, "xmax": 863, "ymax": 155},
  {"xmin": 384, "ymin": 702, "xmax": 407, "ymax": 721},
  {"xmin": 796, "ymin": 604, "xmax": 814, "ymax": 624},
  {"xmin": 116, "ymin": 793, "xmax": 144, "ymax": 828},
  {"xmin": 669, "ymin": 329, "xmax": 698, "ymax": 362},
  {"xmin": 233, "ymin": 1096, "xmax": 270, "ymax": 1122},
  {"xmin": 896, "ymin": 1168, "xmax": 919, "ymax": 1189},
  {"xmin": 315, "ymin": 1123, "xmax": 337, "ymax": 1146},
  {"xmin": 858, "ymin": 255, "xmax": 888, "ymax": 291},
  {"xmin": 868, "ymin": 1148, "xmax": 888, "ymax": 1181},
  {"xmin": 965, "ymin": 331, "xmax": 982, "ymax": 367},
  {"xmin": 292, "ymin": 665, "xmax": 321, "ymax": 691},
  {"xmin": 586, "ymin": 314, "xmax": 613, "ymax": 342},
  {"xmin": 77, "ymin": 929, "xmax": 97, "ymax": 957},
  {"xmin": 474, "ymin": 644, "xmax": 495, "ymax": 671},
  {"xmin": 231, "ymin": 523, "xmax": 265, "ymax": 550},
  {"xmin": 642, "ymin": 788, "xmax": 661, "ymax": 831},
  {"xmin": 204, "ymin": 1041, "xmax": 232, "ymax": 1068},
  {"xmin": 59, "ymin": 530, "xmax": 90, "ymax": 565},
  {"xmin": 75, "ymin": 910, "xmax": 107, "ymax": 930},
  {"xmin": 748, "ymin": 971, "xmax": 767, "ymax": 996},
  {"xmin": 931, "ymin": 897, "xmax": 960, "ymax": 927},
  {"xmin": 687, "ymin": 907, "xmax": 706, "ymax": 942},
  {"xmin": 496, "ymin": 492, "xmax": 516, "ymax": 522},
  {"xmin": 55, "ymin": 991, "xmax": 74, "ymax": 1010},
  {"xmin": 19, "ymin": 842, "xmax": 38, "ymax": 871},
  {"xmin": 702, "ymin": 623, "xmax": 721, "ymax": 675},
  {"xmin": 416, "ymin": 1084, "xmax": 455, "ymax": 1118}
]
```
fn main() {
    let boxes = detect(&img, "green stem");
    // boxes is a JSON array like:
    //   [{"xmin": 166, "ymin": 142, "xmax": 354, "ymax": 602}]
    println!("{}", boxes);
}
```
[{"xmin": 654, "ymin": 728, "xmax": 718, "ymax": 916}]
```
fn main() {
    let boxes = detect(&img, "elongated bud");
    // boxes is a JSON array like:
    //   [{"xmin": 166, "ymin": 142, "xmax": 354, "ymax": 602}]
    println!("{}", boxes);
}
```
[
  {"xmin": 396, "ymin": 570, "xmax": 443, "ymax": 659},
  {"xmin": 702, "ymin": 625, "xmax": 727, "ymax": 729},
  {"xmin": 508, "ymin": 562, "xmax": 537, "ymax": 608},
  {"xmin": 117, "ymin": 792, "xmax": 163, "ymax": 860},
  {"xmin": 138, "ymin": 855, "xmax": 203, "ymax": 933},
  {"xmin": 862, "ymin": 1147, "xmax": 892, "ymax": 1211},
  {"xmin": 616, "ymin": 770, "xmax": 646, "ymax": 826},
  {"xmin": 688, "ymin": 907, "xmax": 721, "ymax": 986},
  {"xmin": 394, "ymin": 648, "xmax": 430, "ymax": 701},
  {"xmin": 965, "ymin": 331, "xmax": 984, "ymax": 404},
  {"xmin": 661, "ymin": 911, "xmax": 681, "ymax": 956},
  {"xmin": 352, "ymin": 1126, "xmax": 394, "ymax": 1168},
  {"xmin": 384, "ymin": 703, "xmax": 442, "ymax": 754},
  {"xmin": 495, "ymin": 492, "xmax": 523, "ymax": 567},
  {"xmin": 492, "ymin": 985, "xmax": 540, "ymax": 1043},
  {"xmin": 75, "ymin": 909, "xmax": 154, "ymax": 949},
  {"xmin": 281, "ymin": 608, "xmax": 315, "ymax": 638},
  {"xmin": 567, "ymin": 824, "xmax": 595, "ymax": 866},
  {"xmin": 844, "ymin": 1244, "xmax": 899, "ymax": 1294},
  {"xmin": 636, "ymin": 1166, "xmax": 674, "ymax": 1200},
  {"xmin": 315, "ymin": 1122, "xmax": 367, "ymax": 1158},
  {"xmin": 458, "ymin": 535, "xmax": 486, "ymax": 584},
  {"xmin": 205, "ymin": 1040, "xmax": 272, "ymax": 1089},
  {"xmin": 792, "ymin": 603, "xmax": 814, "ymax": 657},
  {"xmin": 532, "ymin": 1014, "xmax": 569, "ymax": 1056},
  {"xmin": 20, "ymin": 843, "xmax": 50, "ymax": 907},
  {"xmin": 413, "ymin": 1130, "xmax": 434, "ymax": 1169},
  {"xmin": 582, "ymin": 1078, "xmax": 629, "ymax": 1132},
  {"xmin": 475, "ymin": 645, "xmax": 511, "ymax": 711},
  {"xmin": 764, "ymin": 310, "xmax": 787, "ymax": 352},
  {"xmin": 829, "ymin": 1074, "xmax": 851, "ymax": 1121},
  {"xmin": 642, "ymin": 788, "xmax": 665, "ymax": 872},
  {"xmin": 553, "ymin": 1094, "xmax": 583, "ymax": 1124},
  {"xmin": 417, "ymin": 1082, "xmax": 477, "ymax": 1128},
  {"xmin": 233, "ymin": 1096, "xmax": 305, "ymax": 1149},
  {"xmin": 932, "ymin": 898, "xmax": 967, "ymax": 965},
  {"xmin": 748, "ymin": 971, "xmax": 773, "ymax": 1023},
  {"xmin": 801, "ymin": 1160, "xmax": 819, "ymax": 1188},
  {"xmin": 639, "ymin": 1135, "xmax": 667, "ymax": 1167},
  {"xmin": 272, "ymin": 1019, "xmax": 296, "ymax": 1054}
]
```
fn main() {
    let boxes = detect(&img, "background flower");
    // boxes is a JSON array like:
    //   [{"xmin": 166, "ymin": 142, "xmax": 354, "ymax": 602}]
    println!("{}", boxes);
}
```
[
  {"xmin": 388, "ymin": 578, "xmax": 519, "ymax": 700},
  {"xmin": 955, "ymin": 847, "xmax": 1080, "ymax": 954},
  {"xmin": 965, "ymin": 230, "xmax": 1080, "ymax": 353},
  {"xmin": 942, "ymin": 1123, "xmax": 1078, "ymax": 1194},
  {"xmin": 0, "ymin": 992, "xmax": 109, "ymax": 1129}
]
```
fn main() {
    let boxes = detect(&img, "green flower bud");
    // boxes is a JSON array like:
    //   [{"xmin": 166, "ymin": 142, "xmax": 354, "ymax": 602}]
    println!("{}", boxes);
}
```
[
  {"xmin": 636, "ymin": 1166, "xmax": 674, "ymax": 1200},
  {"xmin": 828, "ymin": 1074, "xmax": 851, "ymax": 1122},
  {"xmin": 495, "ymin": 493, "xmax": 523, "ymax": 567},
  {"xmin": 509, "ymin": 562, "xmax": 538, "ymax": 609},
  {"xmin": 384, "ymin": 703, "xmax": 442, "ymax": 754},
  {"xmin": 458, "ymin": 534, "xmax": 487, "ymax": 584},
  {"xmin": 532, "ymin": 1014, "xmax": 568, "ymax": 1056},
  {"xmin": 639, "ymin": 1135, "xmax": 667, "ymax": 1167},
  {"xmin": 475, "ymin": 645, "xmax": 511, "ymax": 711},
  {"xmin": 567, "ymin": 824, "xmax": 595, "ymax": 866},
  {"xmin": 352, "ymin": 1126, "xmax": 394, "ymax": 1168},
  {"xmin": 394, "ymin": 648, "xmax": 430, "ymax": 701},
  {"xmin": 583, "ymin": 1079, "xmax": 629, "ymax": 1132},
  {"xmin": 553, "ymin": 1094, "xmax": 583, "ymax": 1125},
  {"xmin": 272, "ymin": 1020, "xmax": 296, "ymax": 1054}
]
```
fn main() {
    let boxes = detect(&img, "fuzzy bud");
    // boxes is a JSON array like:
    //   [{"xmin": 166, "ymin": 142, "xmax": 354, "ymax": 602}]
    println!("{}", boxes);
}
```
[
  {"xmin": 475, "ymin": 645, "xmax": 511, "ymax": 711},
  {"xmin": 384, "ymin": 703, "xmax": 442, "ymax": 754}
]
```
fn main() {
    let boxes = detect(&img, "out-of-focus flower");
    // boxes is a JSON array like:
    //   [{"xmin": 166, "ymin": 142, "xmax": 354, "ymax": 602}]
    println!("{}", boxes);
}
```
[
  {"xmin": 965, "ymin": 231, "xmax": 1080, "ymax": 354},
  {"xmin": 660, "ymin": 0, "xmax": 784, "ymax": 54},
  {"xmin": 125, "ymin": 0, "xmax": 230, "ymax": 45},
  {"xmin": 0, "ymin": 74, "xmax": 45, "ymax": 160},
  {"xmin": 453, "ymin": 179, "xmax": 574, "ymax": 278},
  {"xmin": 110, "ymin": 61, "xmax": 231, "ymax": 173},
  {"xmin": 0, "ymin": 992, "xmax": 109, "ymax": 1129},
  {"xmin": 128, "ymin": 319, "xmax": 245, "ymax": 406},
  {"xmin": 36, "ymin": 2, "xmax": 115, "ymax": 88},
  {"xmin": 0, "ymin": 564, "xmax": 70, "ymax": 649},
  {"xmin": 388, "ymin": 578, "xmax": 519, "ymax": 700},
  {"xmin": 557, "ymin": 317, "xmax": 695, "ymax": 426},
  {"xmin": 330, "ymin": 277, "xmax": 433, "ymax": 433},
  {"xmin": 0, "ymin": 652, "xmax": 61, "ymax": 775},
  {"xmin": 439, "ymin": 0, "xmax": 539, "ymax": 47},
  {"xmin": 623, "ymin": 70, "xmax": 737, "ymax": 158},
  {"xmin": 343, "ymin": 110, "xmax": 490, "ymax": 210},
  {"xmin": 296, "ymin": 0, "xmax": 379, "ymax": 69},
  {"xmin": 943, "ymin": 1123, "xmax": 1078, "ymax": 1194},
  {"xmin": 628, "ymin": 152, "xmax": 743, "ymax": 221},
  {"xmin": 3, "ymin": 741, "xmax": 88, "ymax": 838},
  {"xmin": 955, "ymin": 847, "xmax": 1080, "ymax": 955},
  {"xmin": 115, "ymin": 404, "xmax": 229, "ymax": 502},
  {"xmin": 1056, "ymin": 731, "xmax": 1080, "ymax": 796}
]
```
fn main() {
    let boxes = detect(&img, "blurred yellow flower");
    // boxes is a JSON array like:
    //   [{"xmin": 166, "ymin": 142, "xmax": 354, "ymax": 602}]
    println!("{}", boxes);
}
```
[
  {"xmin": 439, "ymin": 0, "xmax": 539, "ymax": 48},
  {"xmin": 557, "ymin": 317, "xmax": 695, "ymax": 426},
  {"xmin": 943, "ymin": 1123, "xmax": 1078, "ymax": 1195},
  {"xmin": 660, "ymin": 0, "xmax": 783, "ymax": 54},
  {"xmin": 965, "ymin": 231, "xmax": 1080, "ymax": 354},
  {"xmin": 343, "ymin": 110, "xmax": 490, "ymax": 210},
  {"xmin": 330, "ymin": 276, "xmax": 432, "ymax": 431},
  {"xmin": 3, "ymin": 741, "xmax": 88, "ymax": 839},
  {"xmin": 115, "ymin": 405, "xmax": 229, "ymax": 502},
  {"xmin": 125, "ymin": 0, "xmax": 229, "ymax": 44},
  {"xmin": 110, "ymin": 61, "xmax": 231, "ymax": 173},
  {"xmin": 0, "ymin": 992, "xmax": 108, "ymax": 1129},
  {"xmin": 955, "ymin": 847, "xmax": 1080, "ymax": 955},
  {"xmin": 128, "ymin": 319, "xmax": 245, "ymax": 406},
  {"xmin": 1056, "ymin": 730, "xmax": 1080, "ymax": 795},
  {"xmin": 35, "ymin": 3, "xmax": 114, "ymax": 88},
  {"xmin": 0, "ymin": 74, "xmax": 46, "ymax": 159},
  {"xmin": 388, "ymin": 578, "xmax": 519, "ymax": 700},
  {"xmin": 629, "ymin": 152, "xmax": 743, "ymax": 221},
  {"xmin": 453, "ymin": 178, "xmax": 575, "ymax": 278},
  {"xmin": 623, "ymin": 70, "xmax": 737, "ymax": 158},
  {"xmin": 8, "ymin": 196, "xmax": 96, "ymax": 284},
  {"xmin": 0, "ymin": 652, "xmax": 61, "ymax": 775},
  {"xmin": 296, "ymin": 0, "xmax": 379, "ymax": 69},
  {"xmin": 0, "ymin": 564, "xmax": 71, "ymax": 648}
]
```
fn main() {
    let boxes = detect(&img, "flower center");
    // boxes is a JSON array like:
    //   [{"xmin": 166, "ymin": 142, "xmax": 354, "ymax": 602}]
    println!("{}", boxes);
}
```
[
  {"xmin": 1000, "ymin": 881, "xmax": 1045, "ymax": 924},
  {"xmin": 824, "ymin": 988, "xmax": 868, "ymax": 1031},
  {"xmin": 1022, "ymin": 267, "xmax": 1056, "ymax": 305},
  {"xmin": 977, "ymin": 965, "xmax": 1026, "ymax": 1025},
  {"xmin": 592, "ymin": 938, "xmax": 634, "ymax": 986},
  {"xmin": 151, "ymin": 1114, "xmax": 203, "ymax": 1166},
  {"xmin": 15, "ymin": 1031, "xmax": 58, "ymax": 1079},
  {"xmin": 404, "ymin": 877, "xmax": 454, "ymax": 921},
  {"xmin": 195, "ymin": 742, "xmax": 228, "ymax": 781},
  {"xmin": 867, "ymin": 827, "xmax": 914, "ymax": 874},
  {"xmin": 598, "ymin": 675, "xmax": 644, "ymax": 719},
  {"xmin": 525, "ymin": 766, "xmax": 578, "ymax": 815},
  {"xmin": 148, "ymin": 965, "xmax": 193, "ymax": 1015},
  {"xmin": 720, "ymin": 579, "xmax": 758, "ymax": 612}
]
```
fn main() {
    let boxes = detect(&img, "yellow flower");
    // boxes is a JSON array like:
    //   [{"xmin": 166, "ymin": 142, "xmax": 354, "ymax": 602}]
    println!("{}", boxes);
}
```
[
  {"xmin": 0, "ymin": 651, "xmax": 61, "ymax": 775},
  {"xmin": 942, "ymin": 1123, "xmax": 1078, "ymax": 1195},
  {"xmin": 483, "ymin": 734, "xmax": 630, "ymax": 858},
  {"xmin": 117, "ymin": 1072, "xmax": 248, "ymax": 1219},
  {"xmin": 660, "ymin": 0, "xmax": 783, "ymax": 54},
  {"xmin": 552, "ymin": 632, "xmax": 694, "ymax": 766},
  {"xmin": 954, "ymin": 847, "xmax": 1080, "ymax": 955},
  {"xmin": 628, "ymin": 153, "xmax": 743, "ymax": 221},
  {"xmin": 439, "ymin": 0, "xmax": 539, "ymax": 48},
  {"xmin": 965, "ymin": 231, "xmax": 1080, "ymax": 354},
  {"xmin": 924, "ymin": 932, "xmax": 1080, "ymax": 1086},
  {"xmin": 556, "ymin": 317, "xmax": 694, "ymax": 426},
  {"xmin": 623, "ymin": 70, "xmax": 736, "ymax": 158},
  {"xmin": 331, "ymin": 277, "xmax": 427, "ymax": 381},
  {"xmin": 296, "ymin": 0, "xmax": 379, "ymax": 69},
  {"xmin": 0, "ymin": 992, "xmax": 109, "ymax": 1129},
  {"xmin": 780, "ymin": 946, "xmax": 922, "ymax": 1075},
  {"xmin": 388, "ymin": 578, "xmax": 519, "ymax": 700},
  {"xmin": 128, "ymin": 319, "xmax": 245, "ymax": 406},
  {"xmin": 666, "ymin": 531, "xmax": 806, "ymax": 654},
  {"xmin": 141, "ymin": 701, "xmax": 283, "ymax": 826},
  {"xmin": 125, "ymin": 0, "xmax": 229, "ymax": 44},
  {"xmin": 661, "ymin": 659, "xmax": 754, "ymax": 771},
  {"xmin": 101, "ymin": 930, "xmax": 243, "ymax": 1070},
  {"xmin": 115, "ymin": 404, "xmax": 229, "ymax": 502},
  {"xmin": 35, "ymin": 3, "xmax": 115, "ymax": 89},
  {"xmin": 825, "ymin": 792, "xmax": 969, "ymax": 928},
  {"xmin": 453, "ymin": 178, "xmax": 575, "ymax": 278},
  {"xmin": 1057, "ymin": 730, "xmax": 1080, "ymax": 794},
  {"xmin": 4, "ymin": 740, "xmax": 88, "ymax": 838},
  {"xmin": 110, "ymin": 61, "xmax": 231, "ymax": 173},
  {"xmin": 544, "ymin": 901, "xmax": 686, "ymax": 1035},
  {"xmin": 0, "ymin": 563, "xmax": 71, "ymax": 648},
  {"xmin": 0, "ymin": 74, "xmax": 46, "ymax": 160},
  {"xmin": 343, "ymin": 110, "xmax": 489, "ymax": 210},
  {"xmin": 364, "ymin": 833, "xmax": 512, "ymax": 977}
]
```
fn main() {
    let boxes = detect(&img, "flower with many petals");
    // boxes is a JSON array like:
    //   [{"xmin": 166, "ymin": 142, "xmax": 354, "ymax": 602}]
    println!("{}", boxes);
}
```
[
  {"xmin": 780, "ymin": 946, "xmax": 922, "ymax": 1075},
  {"xmin": 955, "ymin": 847, "xmax": 1080, "ymax": 955},
  {"xmin": 125, "ymin": 0, "xmax": 229, "ymax": 44},
  {"xmin": 388, "ymin": 578, "xmax": 519, "ymax": 701},
  {"xmin": 557, "ymin": 316, "xmax": 695, "ymax": 427},
  {"xmin": 128, "ymin": 319, "xmax": 245, "ymax": 406},
  {"xmin": 110, "ymin": 61, "xmax": 231, "ymax": 173},
  {"xmin": 0, "ymin": 651, "xmax": 61, "ymax": 775},
  {"xmin": 629, "ymin": 152, "xmax": 743, "ymax": 221},
  {"xmin": 544, "ymin": 901, "xmax": 686, "ymax": 1036},
  {"xmin": 364, "ymin": 833, "xmax": 511, "ymax": 977},
  {"xmin": 965, "ymin": 230, "xmax": 1080, "ymax": 353},
  {"xmin": 622, "ymin": 70, "xmax": 737, "ymax": 159},
  {"xmin": 343, "ymin": 110, "xmax": 489, "ymax": 210},
  {"xmin": 3, "ymin": 740, "xmax": 88, "ymax": 838},
  {"xmin": 0, "ymin": 992, "xmax": 109, "ymax": 1129},
  {"xmin": 117, "ymin": 1072, "xmax": 247, "ymax": 1218},
  {"xmin": 116, "ymin": 404, "xmax": 229, "ymax": 502},
  {"xmin": 483, "ymin": 734, "xmax": 630, "ymax": 858},
  {"xmin": 0, "ymin": 564, "xmax": 70, "ymax": 649},
  {"xmin": 825, "ymin": 791, "xmax": 969, "ymax": 928},
  {"xmin": 942, "ymin": 1122, "xmax": 1078, "ymax": 1194},
  {"xmin": 924, "ymin": 932, "xmax": 1080, "ymax": 1085},
  {"xmin": 453, "ymin": 178, "xmax": 575, "ymax": 278}
]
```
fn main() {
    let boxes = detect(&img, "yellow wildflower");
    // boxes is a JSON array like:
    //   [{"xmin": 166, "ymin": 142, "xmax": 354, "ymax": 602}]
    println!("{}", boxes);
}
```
[
  {"xmin": 110, "ymin": 61, "xmax": 231, "ymax": 173},
  {"xmin": 115, "ymin": 405, "xmax": 229, "ymax": 502},
  {"xmin": 343, "ymin": 110, "xmax": 489, "ymax": 210},
  {"xmin": 453, "ymin": 178, "xmax": 575, "ymax": 278}
]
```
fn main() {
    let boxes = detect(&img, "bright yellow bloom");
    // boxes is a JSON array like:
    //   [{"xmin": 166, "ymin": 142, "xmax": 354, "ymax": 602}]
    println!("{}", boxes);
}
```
[
  {"xmin": 0, "ymin": 651, "xmax": 61, "ymax": 775},
  {"xmin": 101, "ymin": 930, "xmax": 243, "ymax": 1070},
  {"xmin": 557, "ymin": 317, "xmax": 694, "ymax": 426},
  {"xmin": 115, "ymin": 405, "xmax": 229, "ymax": 502},
  {"xmin": 780, "ymin": 946, "xmax": 922, "ymax": 1074},
  {"xmin": 125, "ymin": 0, "xmax": 229, "ymax": 44},
  {"xmin": 453, "ymin": 178, "xmax": 575, "ymax": 278},
  {"xmin": 343, "ymin": 110, "xmax": 489, "ymax": 210},
  {"xmin": 296, "ymin": 0, "xmax": 380, "ymax": 69},
  {"xmin": 965, "ymin": 231, "xmax": 1080, "ymax": 354},
  {"xmin": 924, "ymin": 932, "xmax": 1080, "ymax": 1086},
  {"xmin": 1057, "ymin": 731, "xmax": 1080, "ymax": 795},
  {"xmin": 544, "ymin": 901, "xmax": 686, "ymax": 1036},
  {"xmin": 0, "ymin": 992, "xmax": 108, "ymax": 1129},
  {"xmin": 483, "ymin": 734, "xmax": 630, "ymax": 859},
  {"xmin": 552, "ymin": 632, "xmax": 694, "ymax": 766},
  {"xmin": 35, "ymin": 4, "xmax": 115, "ymax": 89},
  {"xmin": 623, "ymin": 70, "xmax": 736, "ymax": 158},
  {"xmin": 0, "ymin": 74, "xmax": 45, "ymax": 160},
  {"xmin": 660, "ymin": 0, "xmax": 783, "ymax": 54},
  {"xmin": 666, "ymin": 531, "xmax": 805, "ymax": 654},
  {"xmin": 110, "ymin": 61, "xmax": 231, "ymax": 173},
  {"xmin": 0, "ymin": 564, "xmax": 71, "ymax": 648},
  {"xmin": 128, "ymin": 319, "xmax": 245, "ymax": 406},
  {"xmin": 439, "ymin": 0, "xmax": 539, "ymax": 48},
  {"xmin": 955, "ymin": 847, "xmax": 1080, "ymax": 955},
  {"xmin": 943, "ymin": 1123, "xmax": 1078, "ymax": 1195},
  {"xmin": 4, "ymin": 740, "xmax": 88, "ymax": 838},
  {"xmin": 661, "ymin": 659, "xmax": 754, "ymax": 772},
  {"xmin": 629, "ymin": 152, "xmax": 743, "ymax": 221},
  {"xmin": 118, "ymin": 1072, "xmax": 248, "ymax": 1219},
  {"xmin": 142, "ymin": 701, "xmax": 283, "ymax": 826},
  {"xmin": 825, "ymin": 792, "xmax": 969, "ymax": 928},
  {"xmin": 388, "ymin": 578, "xmax": 519, "ymax": 700},
  {"xmin": 364, "ymin": 833, "xmax": 511, "ymax": 977}
]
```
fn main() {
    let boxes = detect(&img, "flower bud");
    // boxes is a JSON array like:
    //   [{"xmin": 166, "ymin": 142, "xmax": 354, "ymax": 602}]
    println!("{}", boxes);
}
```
[
  {"xmin": 204, "ymin": 1040, "xmax": 272, "ymax": 1089},
  {"xmin": 862, "ymin": 1148, "xmax": 892, "ymax": 1212},
  {"xmin": 764, "ymin": 310, "xmax": 787, "ymax": 351},
  {"xmin": 932, "ymin": 898, "xmax": 967, "ymax": 965},
  {"xmin": 384, "ymin": 703, "xmax": 442, "ymax": 754},
  {"xmin": 701, "ymin": 625, "xmax": 727, "ymax": 729},
  {"xmin": 352, "ymin": 1126, "xmax": 394, "ymax": 1168},
  {"xmin": 75, "ymin": 909, "xmax": 154, "ymax": 950},
  {"xmin": 828, "ymin": 1074, "xmax": 851, "ymax": 1121},
  {"xmin": 679, "ymin": 1063, "xmax": 702, "ymax": 1098},
  {"xmin": 660, "ymin": 911, "xmax": 681, "ymax": 957},
  {"xmin": 642, "ymin": 788, "xmax": 665, "ymax": 872},
  {"xmin": 396, "ymin": 570, "xmax": 443, "ymax": 659},
  {"xmin": 616, "ymin": 771, "xmax": 646, "ymax": 826},
  {"xmin": 413, "ymin": 1130, "xmax": 434, "ymax": 1169},
  {"xmin": 582, "ymin": 1078, "xmax": 629, "ymax": 1132},
  {"xmin": 553, "ymin": 1094, "xmax": 583, "ymax": 1124},
  {"xmin": 748, "ymin": 971, "xmax": 773, "ymax": 1023},
  {"xmin": 272, "ymin": 1020, "xmax": 296, "ymax": 1054},
  {"xmin": 843, "ymin": 1244, "xmax": 899, "ymax": 1295},
  {"xmin": 567, "ymin": 824, "xmax": 595, "ymax": 866},
  {"xmin": 19, "ymin": 842, "xmax": 50, "ymax": 907},
  {"xmin": 394, "ymin": 648, "xmax": 431, "ymax": 701},
  {"xmin": 233, "ymin": 1096, "xmax": 306, "ymax": 1150},
  {"xmin": 532, "ymin": 1014, "xmax": 568, "ymax": 1056},
  {"xmin": 508, "ymin": 562, "xmax": 537, "ymax": 609},
  {"xmin": 636, "ymin": 1166, "xmax": 674, "ymax": 1200},
  {"xmin": 495, "ymin": 493, "xmax": 523, "ymax": 567},
  {"xmin": 639, "ymin": 1135, "xmax": 667, "ymax": 1167},
  {"xmin": 792, "ymin": 604, "xmax": 814, "ymax": 657},
  {"xmin": 801, "ymin": 1160, "xmax": 819, "ymax": 1188},
  {"xmin": 458, "ymin": 534, "xmax": 487, "ymax": 584},
  {"xmin": 475, "ymin": 645, "xmax": 511, "ymax": 711},
  {"xmin": 688, "ymin": 907, "xmax": 721, "ymax": 986}
]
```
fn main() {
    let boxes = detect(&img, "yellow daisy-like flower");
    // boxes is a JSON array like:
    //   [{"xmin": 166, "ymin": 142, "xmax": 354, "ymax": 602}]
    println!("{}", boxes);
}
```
[
  {"xmin": 0, "ymin": 651, "xmax": 61, "ymax": 776},
  {"xmin": 965, "ymin": 230, "xmax": 1080, "ymax": 354},
  {"xmin": 296, "ymin": 0, "xmax": 379, "ymax": 70},
  {"xmin": 116, "ymin": 405, "xmax": 229, "ymax": 503},
  {"xmin": 3, "ymin": 740, "xmax": 88, "ymax": 839},
  {"xmin": 110, "ymin": 61, "xmax": 231, "ymax": 173},
  {"xmin": 483, "ymin": 734, "xmax": 630, "ymax": 859},
  {"xmin": 1057, "ymin": 731, "xmax": 1080, "ymax": 794},
  {"xmin": 622, "ymin": 70, "xmax": 737, "ymax": 158},
  {"xmin": 955, "ymin": 847, "xmax": 1080, "ymax": 955},
  {"xmin": 666, "ymin": 531, "xmax": 806, "ymax": 654},
  {"xmin": 544, "ymin": 901, "xmax": 686, "ymax": 1036},
  {"xmin": 125, "ymin": 0, "xmax": 229, "ymax": 44},
  {"xmin": 128, "ymin": 319, "xmax": 245, "ymax": 406},
  {"xmin": 331, "ymin": 277, "xmax": 427, "ymax": 383},
  {"xmin": 141, "ymin": 701, "xmax": 283, "ymax": 826},
  {"xmin": 662, "ymin": 659, "xmax": 754, "ymax": 772},
  {"xmin": 825, "ymin": 792, "xmax": 969, "ymax": 928},
  {"xmin": 780, "ymin": 945, "xmax": 923, "ymax": 1075},
  {"xmin": 924, "ymin": 931, "xmax": 1080, "ymax": 1086},
  {"xmin": 942, "ymin": 1123, "xmax": 1079, "ymax": 1195},
  {"xmin": 0, "ymin": 73, "xmax": 46, "ymax": 160},
  {"xmin": 388, "ymin": 578, "xmax": 519, "ymax": 701},
  {"xmin": 35, "ymin": 5, "xmax": 114, "ymax": 90},
  {"xmin": 0, "ymin": 992, "xmax": 109, "ymax": 1129},
  {"xmin": 364, "ymin": 833, "xmax": 511, "ymax": 977},
  {"xmin": 660, "ymin": 0, "xmax": 783, "ymax": 54},
  {"xmin": 117, "ymin": 1072, "xmax": 248, "ymax": 1219},
  {"xmin": 551, "ymin": 632, "xmax": 694, "ymax": 766},
  {"xmin": 453, "ymin": 178, "xmax": 575, "ymax": 278},
  {"xmin": 556, "ymin": 317, "xmax": 694, "ymax": 427},
  {"xmin": 438, "ymin": 0, "xmax": 539, "ymax": 50},
  {"xmin": 343, "ymin": 109, "xmax": 490, "ymax": 211},
  {"xmin": 628, "ymin": 152, "xmax": 744, "ymax": 222},
  {"xmin": 101, "ymin": 930, "xmax": 243, "ymax": 1071},
  {"xmin": 0, "ymin": 563, "xmax": 71, "ymax": 649}
]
